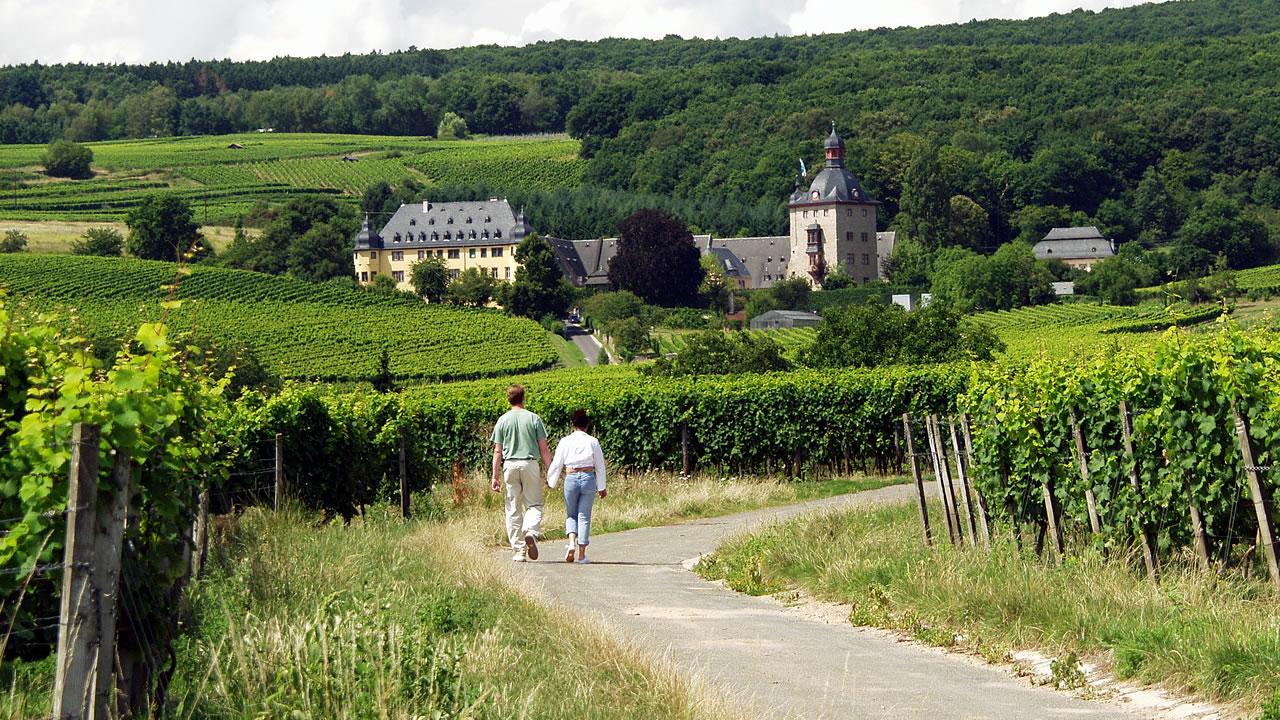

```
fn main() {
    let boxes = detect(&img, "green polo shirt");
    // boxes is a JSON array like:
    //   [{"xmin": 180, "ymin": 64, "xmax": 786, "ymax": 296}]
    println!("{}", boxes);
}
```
[{"xmin": 491, "ymin": 407, "xmax": 547, "ymax": 461}]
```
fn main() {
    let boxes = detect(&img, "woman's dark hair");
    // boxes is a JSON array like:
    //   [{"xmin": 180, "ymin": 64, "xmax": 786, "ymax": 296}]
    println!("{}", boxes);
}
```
[{"xmin": 571, "ymin": 409, "xmax": 590, "ymax": 430}]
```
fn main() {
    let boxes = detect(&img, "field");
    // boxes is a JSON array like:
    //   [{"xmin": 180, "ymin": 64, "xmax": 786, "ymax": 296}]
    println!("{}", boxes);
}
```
[
  {"xmin": 0, "ymin": 254, "xmax": 557, "ymax": 382},
  {"xmin": 654, "ymin": 301, "xmax": 1224, "ymax": 364},
  {"xmin": 970, "ymin": 300, "xmax": 1226, "ymax": 360},
  {"xmin": 0, "ymin": 133, "xmax": 584, "ymax": 224}
]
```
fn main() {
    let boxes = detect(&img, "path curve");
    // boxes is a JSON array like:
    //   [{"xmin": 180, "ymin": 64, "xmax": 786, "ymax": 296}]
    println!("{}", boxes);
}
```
[{"xmin": 512, "ymin": 483, "xmax": 1150, "ymax": 720}]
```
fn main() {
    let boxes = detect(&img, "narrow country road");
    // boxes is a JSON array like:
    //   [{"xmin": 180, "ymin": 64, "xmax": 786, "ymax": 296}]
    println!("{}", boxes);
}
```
[
  {"xmin": 565, "ymin": 322, "xmax": 606, "ymax": 366},
  {"xmin": 511, "ymin": 484, "xmax": 1148, "ymax": 720}
]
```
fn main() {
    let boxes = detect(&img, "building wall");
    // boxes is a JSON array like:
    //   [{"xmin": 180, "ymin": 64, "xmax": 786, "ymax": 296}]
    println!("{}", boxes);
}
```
[
  {"xmin": 354, "ymin": 242, "xmax": 521, "ymax": 292},
  {"xmin": 788, "ymin": 202, "xmax": 878, "ymax": 286}
]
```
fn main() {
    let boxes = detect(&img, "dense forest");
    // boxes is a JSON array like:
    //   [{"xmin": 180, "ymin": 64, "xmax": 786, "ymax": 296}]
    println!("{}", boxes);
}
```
[{"xmin": 3, "ymin": 0, "xmax": 1280, "ymax": 272}]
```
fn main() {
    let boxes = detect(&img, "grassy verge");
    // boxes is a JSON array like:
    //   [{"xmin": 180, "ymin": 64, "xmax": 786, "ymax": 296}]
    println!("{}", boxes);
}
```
[
  {"xmin": 547, "ymin": 331, "xmax": 588, "ymax": 369},
  {"xmin": 169, "ymin": 507, "xmax": 747, "ymax": 720},
  {"xmin": 696, "ymin": 500, "xmax": 1280, "ymax": 716}
]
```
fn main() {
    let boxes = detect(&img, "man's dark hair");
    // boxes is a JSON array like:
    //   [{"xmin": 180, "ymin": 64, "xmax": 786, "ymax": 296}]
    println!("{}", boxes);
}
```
[
  {"xmin": 507, "ymin": 384, "xmax": 525, "ymax": 406},
  {"xmin": 571, "ymin": 409, "xmax": 590, "ymax": 430}
]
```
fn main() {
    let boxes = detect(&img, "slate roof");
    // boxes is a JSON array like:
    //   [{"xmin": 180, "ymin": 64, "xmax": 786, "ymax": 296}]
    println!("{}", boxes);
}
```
[
  {"xmin": 1034, "ymin": 227, "xmax": 1116, "ymax": 260},
  {"xmin": 696, "ymin": 235, "xmax": 791, "ymax": 289},
  {"xmin": 355, "ymin": 199, "xmax": 527, "ymax": 252},
  {"xmin": 547, "ymin": 236, "xmax": 619, "ymax": 288}
]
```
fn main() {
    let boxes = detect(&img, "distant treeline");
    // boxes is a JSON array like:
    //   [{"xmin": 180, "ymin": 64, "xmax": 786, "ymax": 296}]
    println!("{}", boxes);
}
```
[{"xmin": 4, "ymin": 0, "xmax": 1280, "ymax": 269}]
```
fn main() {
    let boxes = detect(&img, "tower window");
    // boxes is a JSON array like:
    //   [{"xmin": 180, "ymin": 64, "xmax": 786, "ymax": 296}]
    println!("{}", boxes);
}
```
[{"xmin": 862, "ymin": 209, "xmax": 868, "ymax": 216}]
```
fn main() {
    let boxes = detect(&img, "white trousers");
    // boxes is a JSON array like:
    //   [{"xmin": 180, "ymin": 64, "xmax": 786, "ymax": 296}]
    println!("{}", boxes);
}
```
[{"xmin": 502, "ymin": 458, "xmax": 543, "ymax": 552}]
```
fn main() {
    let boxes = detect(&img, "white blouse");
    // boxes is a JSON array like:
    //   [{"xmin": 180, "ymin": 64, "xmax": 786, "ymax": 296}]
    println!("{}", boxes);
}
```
[{"xmin": 546, "ymin": 430, "xmax": 606, "ymax": 491}]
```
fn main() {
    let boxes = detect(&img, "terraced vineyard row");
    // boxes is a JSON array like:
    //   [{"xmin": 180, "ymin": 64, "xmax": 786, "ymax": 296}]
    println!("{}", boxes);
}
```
[
  {"xmin": 1236, "ymin": 263, "xmax": 1280, "ymax": 291},
  {"xmin": 974, "ymin": 300, "xmax": 1227, "ymax": 360},
  {"xmin": 0, "ymin": 255, "xmax": 557, "ymax": 382},
  {"xmin": 0, "ymin": 133, "xmax": 582, "ymax": 222}
]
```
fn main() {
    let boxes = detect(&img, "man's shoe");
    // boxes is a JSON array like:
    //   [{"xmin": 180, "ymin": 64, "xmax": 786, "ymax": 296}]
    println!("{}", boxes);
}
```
[
  {"xmin": 512, "ymin": 553, "xmax": 527, "ymax": 562},
  {"xmin": 524, "ymin": 533, "xmax": 539, "ymax": 560}
]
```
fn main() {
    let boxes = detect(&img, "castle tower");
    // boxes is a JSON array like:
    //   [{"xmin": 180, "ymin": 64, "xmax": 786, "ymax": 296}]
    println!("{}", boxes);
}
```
[{"xmin": 788, "ymin": 124, "xmax": 880, "ymax": 287}]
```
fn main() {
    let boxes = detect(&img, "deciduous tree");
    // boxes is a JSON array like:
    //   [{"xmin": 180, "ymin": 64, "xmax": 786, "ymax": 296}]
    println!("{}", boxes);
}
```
[
  {"xmin": 125, "ymin": 194, "xmax": 202, "ymax": 262},
  {"xmin": 608, "ymin": 209, "xmax": 704, "ymax": 306}
]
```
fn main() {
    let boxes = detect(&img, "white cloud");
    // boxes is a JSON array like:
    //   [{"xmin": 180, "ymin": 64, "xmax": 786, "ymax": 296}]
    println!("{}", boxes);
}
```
[{"xmin": 0, "ymin": 0, "xmax": 1157, "ymax": 66}]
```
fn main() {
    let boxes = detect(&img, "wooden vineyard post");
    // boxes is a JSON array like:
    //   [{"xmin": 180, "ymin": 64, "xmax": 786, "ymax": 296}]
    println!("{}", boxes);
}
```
[
  {"xmin": 1119, "ymin": 401, "xmax": 1160, "ymax": 583},
  {"xmin": 682, "ymin": 421, "xmax": 689, "ymax": 476},
  {"xmin": 1184, "ymin": 471, "xmax": 1212, "ymax": 572},
  {"xmin": 1231, "ymin": 404, "xmax": 1280, "ymax": 590},
  {"xmin": 958, "ymin": 414, "xmax": 992, "ymax": 547},
  {"xmin": 274, "ymin": 432, "xmax": 284, "ymax": 511},
  {"xmin": 927, "ymin": 415, "xmax": 962, "ymax": 546},
  {"xmin": 948, "ymin": 418, "xmax": 979, "ymax": 544},
  {"xmin": 1069, "ymin": 411, "xmax": 1102, "ymax": 535},
  {"xmin": 399, "ymin": 432, "xmax": 410, "ymax": 520},
  {"xmin": 902, "ymin": 414, "xmax": 932, "ymax": 546},
  {"xmin": 93, "ymin": 449, "xmax": 130, "ymax": 719},
  {"xmin": 54, "ymin": 423, "xmax": 101, "ymax": 720},
  {"xmin": 1034, "ymin": 420, "xmax": 1065, "ymax": 562},
  {"xmin": 193, "ymin": 487, "xmax": 210, "ymax": 580}
]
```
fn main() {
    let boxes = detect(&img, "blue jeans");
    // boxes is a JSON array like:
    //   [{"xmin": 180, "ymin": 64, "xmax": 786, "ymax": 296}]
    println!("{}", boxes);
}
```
[{"xmin": 564, "ymin": 471, "xmax": 597, "ymax": 545}]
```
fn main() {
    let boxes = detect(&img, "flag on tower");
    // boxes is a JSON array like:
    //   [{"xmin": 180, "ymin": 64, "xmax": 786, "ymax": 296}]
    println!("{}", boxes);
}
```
[{"xmin": 799, "ymin": 158, "xmax": 807, "ymax": 178}]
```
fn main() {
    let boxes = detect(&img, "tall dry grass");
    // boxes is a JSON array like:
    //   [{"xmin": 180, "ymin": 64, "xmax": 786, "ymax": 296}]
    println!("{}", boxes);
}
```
[{"xmin": 164, "ymin": 504, "xmax": 747, "ymax": 720}]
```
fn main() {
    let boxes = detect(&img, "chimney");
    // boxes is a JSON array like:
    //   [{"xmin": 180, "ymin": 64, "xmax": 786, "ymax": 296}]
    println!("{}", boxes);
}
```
[{"xmin": 422, "ymin": 200, "xmax": 430, "ymax": 212}]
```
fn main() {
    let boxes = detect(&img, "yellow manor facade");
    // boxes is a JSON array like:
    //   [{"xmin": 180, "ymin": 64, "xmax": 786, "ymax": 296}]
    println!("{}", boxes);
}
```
[{"xmin": 353, "ymin": 198, "xmax": 534, "ymax": 291}]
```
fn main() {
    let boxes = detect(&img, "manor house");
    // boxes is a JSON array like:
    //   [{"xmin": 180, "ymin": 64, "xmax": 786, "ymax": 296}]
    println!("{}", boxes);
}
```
[
  {"xmin": 352, "ymin": 198, "xmax": 534, "ymax": 291},
  {"xmin": 355, "ymin": 127, "xmax": 889, "ymax": 293}
]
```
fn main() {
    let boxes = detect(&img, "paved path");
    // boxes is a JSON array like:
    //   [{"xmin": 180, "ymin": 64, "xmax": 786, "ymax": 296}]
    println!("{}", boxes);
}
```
[
  {"xmin": 513, "ymin": 484, "xmax": 1146, "ymax": 720},
  {"xmin": 565, "ymin": 322, "xmax": 606, "ymax": 366}
]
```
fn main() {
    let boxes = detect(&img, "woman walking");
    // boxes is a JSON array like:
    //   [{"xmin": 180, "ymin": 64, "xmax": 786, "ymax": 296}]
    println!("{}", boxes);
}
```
[{"xmin": 546, "ymin": 409, "xmax": 607, "ymax": 563}]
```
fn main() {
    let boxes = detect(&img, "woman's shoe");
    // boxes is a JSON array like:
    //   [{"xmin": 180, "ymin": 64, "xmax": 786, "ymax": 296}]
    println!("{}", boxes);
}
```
[
  {"xmin": 576, "ymin": 557, "xmax": 591, "ymax": 564},
  {"xmin": 564, "ymin": 545, "xmax": 575, "ymax": 562}
]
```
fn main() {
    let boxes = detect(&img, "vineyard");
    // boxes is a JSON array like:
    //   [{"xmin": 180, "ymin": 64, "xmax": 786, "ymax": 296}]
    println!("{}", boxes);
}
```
[
  {"xmin": 0, "ymin": 255, "xmax": 557, "ymax": 382},
  {"xmin": 0, "ymin": 133, "xmax": 584, "ymax": 223},
  {"xmin": 958, "ymin": 324, "xmax": 1280, "ymax": 585},
  {"xmin": 1236, "ymin": 262, "xmax": 1280, "ymax": 292},
  {"xmin": 971, "ymin": 300, "xmax": 1227, "ymax": 360}
]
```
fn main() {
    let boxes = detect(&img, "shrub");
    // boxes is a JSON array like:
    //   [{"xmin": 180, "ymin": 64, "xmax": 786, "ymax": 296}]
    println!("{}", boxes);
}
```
[{"xmin": 41, "ymin": 139, "xmax": 94, "ymax": 179}]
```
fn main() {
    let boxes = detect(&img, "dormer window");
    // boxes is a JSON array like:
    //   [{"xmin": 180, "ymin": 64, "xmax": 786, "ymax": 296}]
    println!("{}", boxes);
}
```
[
  {"xmin": 485, "ymin": 216, "xmax": 491, "ymax": 223},
  {"xmin": 419, "ymin": 232, "xmax": 426, "ymax": 241},
  {"xmin": 470, "ymin": 230, "xmax": 477, "ymax": 239},
  {"xmin": 466, "ymin": 217, "xmax": 473, "ymax": 224},
  {"xmin": 409, "ymin": 219, "xmax": 416, "ymax": 226},
  {"xmin": 483, "ymin": 230, "xmax": 490, "ymax": 238},
  {"xmin": 393, "ymin": 233, "xmax": 401, "ymax": 242},
  {"xmin": 429, "ymin": 218, "xmax": 435, "ymax": 225},
  {"xmin": 444, "ymin": 231, "xmax": 451, "ymax": 239},
  {"xmin": 447, "ymin": 217, "xmax": 453, "ymax": 224},
  {"xmin": 495, "ymin": 230, "xmax": 502, "ymax": 238},
  {"xmin": 432, "ymin": 232, "xmax": 438, "ymax": 241}
]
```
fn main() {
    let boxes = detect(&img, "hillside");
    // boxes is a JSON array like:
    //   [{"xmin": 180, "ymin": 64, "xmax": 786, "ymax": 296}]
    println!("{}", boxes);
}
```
[
  {"xmin": 0, "ymin": 254, "xmax": 557, "ymax": 382},
  {"xmin": 0, "ymin": 134, "xmax": 583, "ymax": 224},
  {"xmin": 2, "ymin": 0, "xmax": 1279, "ymax": 251}
]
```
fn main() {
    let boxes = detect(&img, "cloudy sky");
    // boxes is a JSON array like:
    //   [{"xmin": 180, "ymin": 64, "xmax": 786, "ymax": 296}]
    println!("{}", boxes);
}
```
[{"xmin": 1, "ymin": 0, "xmax": 1151, "ymax": 66}]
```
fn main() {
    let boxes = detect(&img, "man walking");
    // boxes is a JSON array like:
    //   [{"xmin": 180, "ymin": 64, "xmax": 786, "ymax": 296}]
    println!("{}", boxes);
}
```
[{"xmin": 491, "ymin": 384, "xmax": 553, "ymax": 561}]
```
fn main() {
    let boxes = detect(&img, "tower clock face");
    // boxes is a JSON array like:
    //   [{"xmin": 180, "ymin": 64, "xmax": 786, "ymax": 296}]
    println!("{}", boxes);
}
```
[{"xmin": 811, "ymin": 190, "xmax": 820, "ymax": 200}]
